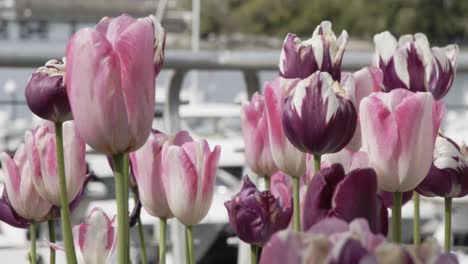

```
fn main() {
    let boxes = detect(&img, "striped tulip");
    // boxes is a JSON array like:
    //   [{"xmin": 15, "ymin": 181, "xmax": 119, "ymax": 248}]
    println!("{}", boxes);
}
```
[
  {"xmin": 373, "ymin": 32, "xmax": 458, "ymax": 100},
  {"xmin": 360, "ymin": 89, "xmax": 444, "ymax": 192},
  {"xmin": 279, "ymin": 21, "xmax": 348, "ymax": 81},
  {"xmin": 66, "ymin": 14, "xmax": 165, "ymax": 155},
  {"xmin": 264, "ymin": 78, "xmax": 307, "ymax": 177},
  {"xmin": 25, "ymin": 121, "xmax": 87, "ymax": 206},
  {"xmin": 282, "ymin": 71, "xmax": 357, "ymax": 155},
  {"xmin": 161, "ymin": 135, "xmax": 221, "ymax": 225},
  {"xmin": 241, "ymin": 92, "xmax": 278, "ymax": 177}
]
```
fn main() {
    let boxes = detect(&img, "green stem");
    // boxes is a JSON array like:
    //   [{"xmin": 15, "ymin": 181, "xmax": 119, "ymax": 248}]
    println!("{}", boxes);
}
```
[
  {"xmin": 413, "ymin": 192, "xmax": 420, "ymax": 246},
  {"xmin": 250, "ymin": 244, "xmax": 258, "ymax": 264},
  {"xmin": 314, "ymin": 155, "xmax": 321, "ymax": 173},
  {"xmin": 48, "ymin": 220, "xmax": 56, "ymax": 264},
  {"xmin": 113, "ymin": 153, "xmax": 130, "ymax": 264},
  {"xmin": 186, "ymin": 225, "xmax": 195, "ymax": 264},
  {"xmin": 392, "ymin": 192, "xmax": 402, "ymax": 244},
  {"xmin": 292, "ymin": 177, "xmax": 300, "ymax": 232},
  {"xmin": 159, "ymin": 218, "xmax": 167, "ymax": 264},
  {"xmin": 137, "ymin": 217, "xmax": 147, "ymax": 264},
  {"xmin": 264, "ymin": 176, "xmax": 270, "ymax": 190},
  {"xmin": 29, "ymin": 222, "xmax": 37, "ymax": 264},
  {"xmin": 445, "ymin": 197, "xmax": 452, "ymax": 252},
  {"xmin": 55, "ymin": 122, "xmax": 78, "ymax": 264},
  {"xmin": 123, "ymin": 154, "xmax": 130, "ymax": 262}
]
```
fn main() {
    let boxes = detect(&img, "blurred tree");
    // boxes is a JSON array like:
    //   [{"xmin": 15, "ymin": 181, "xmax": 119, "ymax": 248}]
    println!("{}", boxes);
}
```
[{"xmin": 188, "ymin": 0, "xmax": 467, "ymax": 44}]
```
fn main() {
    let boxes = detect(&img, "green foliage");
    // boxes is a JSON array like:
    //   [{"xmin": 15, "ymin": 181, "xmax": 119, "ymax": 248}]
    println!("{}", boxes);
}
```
[{"xmin": 197, "ymin": 0, "xmax": 467, "ymax": 43}]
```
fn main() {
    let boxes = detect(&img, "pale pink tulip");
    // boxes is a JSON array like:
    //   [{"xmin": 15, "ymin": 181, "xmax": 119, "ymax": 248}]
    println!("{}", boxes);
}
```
[
  {"xmin": 25, "ymin": 121, "xmax": 87, "ymax": 206},
  {"xmin": 241, "ymin": 92, "xmax": 278, "ymax": 177},
  {"xmin": 360, "ymin": 89, "xmax": 444, "ymax": 192},
  {"xmin": 342, "ymin": 66, "xmax": 383, "ymax": 151},
  {"xmin": 320, "ymin": 148, "xmax": 369, "ymax": 173},
  {"xmin": 75, "ymin": 208, "xmax": 116, "ymax": 264},
  {"xmin": 161, "ymin": 136, "xmax": 221, "ymax": 226},
  {"xmin": 130, "ymin": 130, "xmax": 192, "ymax": 219},
  {"xmin": 65, "ymin": 14, "xmax": 165, "ymax": 155},
  {"xmin": 0, "ymin": 145, "xmax": 52, "ymax": 221},
  {"xmin": 264, "ymin": 78, "xmax": 306, "ymax": 177}
]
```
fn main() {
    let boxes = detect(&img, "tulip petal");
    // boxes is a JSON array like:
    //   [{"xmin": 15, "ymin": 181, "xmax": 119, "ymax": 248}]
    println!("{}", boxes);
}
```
[
  {"xmin": 63, "ymin": 121, "xmax": 87, "ymax": 202},
  {"xmin": 328, "ymin": 237, "xmax": 369, "ymax": 264},
  {"xmin": 66, "ymin": 28, "xmax": 130, "ymax": 154}
]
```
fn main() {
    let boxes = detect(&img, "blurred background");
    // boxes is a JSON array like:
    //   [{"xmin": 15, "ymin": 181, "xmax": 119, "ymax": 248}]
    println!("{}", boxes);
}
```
[{"xmin": 0, "ymin": 0, "xmax": 468, "ymax": 263}]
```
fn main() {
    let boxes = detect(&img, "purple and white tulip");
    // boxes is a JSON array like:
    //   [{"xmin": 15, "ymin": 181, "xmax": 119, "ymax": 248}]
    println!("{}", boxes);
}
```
[
  {"xmin": 161, "ymin": 135, "xmax": 220, "ymax": 226},
  {"xmin": 241, "ymin": 93, "xmax": 278, "ymax": 177},
  {"xmin": 25, "ymin": 59, "xmax": 72, "ymax": 122},
  {"xmin": 360, "ymin": 89, "xmax": 444, "ymax": 192},
  {"xmin": 373, "ymin": 32, "xmax": 458, "ymax": 100},
  {"xmin": 416, "ymin": 133, "xmax": 468, "ymax": 198},
  {"xmin": 25, "ymin": 121, "xmax": 87, "ymax": 206},
  {"xmin": 66, "ymin": 14, "xmax": 165, "ymax": 155},
  {"xmin": 279, "ymin": 21, "xmax": 349, "ymax": 81},
  {"xmin": 282, "ymin": 71, "xmax": 357, "ymax": 155},
  {"xmin": 129, "ymin": 130, "xmax": 192, "ymax": 219},
  {"xmin": 302, "ymin": 164, "xmax": 388, "ymax": 235},
  {"xmin": 224, "ymin": 176, "xmax": 292, "ymax": 246},
  {"xmin": 264, "ymin": 78, "xmax": 306, "ymax": 177},
  {"xmin": 0, "ymin": 145, "xmax": 52, "ymax": 222}
]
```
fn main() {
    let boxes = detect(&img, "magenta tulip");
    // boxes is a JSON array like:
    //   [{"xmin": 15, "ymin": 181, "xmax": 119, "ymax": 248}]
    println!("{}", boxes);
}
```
[
  {"xmin": 25, "ymin": 59, "xmax": 72, "ymax": 122},
  {"xmin": 25, "ymin": 121, "xmax": 87, "ymax": 206},
  {"xmin": 282, "ymin": 71, "xmax": 357, "ymax": 155},
  {"xmin": 416, "ymin": 133, "xmax": 468, "ymax": 198},
  {"xmin": 264, "ymin": 78, "xmax": 306, "ymax": 177},
  {"xmin": 279, "ymin": 21, "xmax": 348, "ymax": 81},
  {"xmin": 65, "ymin": 14, "xmax": 166, "ymax": 155},
  {"xmin": 342, "ymin": 66, "xmax": 383, "ymax": 151},
  {"xmin": 161, "ymin": 135, "xmax": 220, "ymax": 225},
  {"xmin": 130, "ymin": 130, "xmax": 193, "ymax": 219},
  {"xmin": 0, "ymin": 145, "xmax": 52, "ymax": 222},
  {"xmin": 224, "ymin": 176, "xmax": 292, "ymax": 246},
  {"xmin": 241, "ymin": 93, "xmax": 278, "ymax": 177},
  {"xmin": 373, "ymin": 32, "xmax": 458, "ymax": 100},
  {"xmin": 360, "ymin": 89, "xmax": 444, "ymax": 192}
]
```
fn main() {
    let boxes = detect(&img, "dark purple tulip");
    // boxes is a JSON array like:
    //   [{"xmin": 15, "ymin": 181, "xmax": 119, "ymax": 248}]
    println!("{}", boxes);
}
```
[
  {"xmin": 373, "ymin": 32, "xmax": 458, "ymax": 100},
  {"xmin": 302, "ymin": 164, "xmax": 388, "ymax": 235},
  {"xmin": 25, "ymin": 59, "xmax": 72, "ymax": 122},
  {"xmin": 224, "ymin": 176, "xmax": 292, "ymax": 246},
  {"xmin": 282, "ymin": 71, "xmax": 357, "ymax": 155},
  {"xmin": 416, "ymin": 134, "xmax": 468, "ymax": 198},
  {"xmin": 279, "ymin": 21, "xmax": 348, "ymax": 81},
  {"xmin": 328, "ymin": 238, "xmax": 369, "ymax": 264}
]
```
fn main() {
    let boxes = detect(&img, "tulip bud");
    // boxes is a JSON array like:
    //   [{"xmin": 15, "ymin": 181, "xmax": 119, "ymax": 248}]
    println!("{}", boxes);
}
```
[
  {"xmin": 25, "ymin": 121, "xmax": 87, "ymax": 206},
  {"xmin": 161, "ymin": 135, "xmax": 220, "ymax": 226},
  {"xmin": 264, "ymin": 78, "xmax": 306, "ymax": 177},
  {"xmin": 360, "ymin": 89, "xmax": 444, "ymax": 192},
  {"xmin": 241, "ymin": 93, "xmax": 278, "ymax": 177},
  {"xmin": 0, "ymin": 145, "xmax": 52, "ymax": 222},
  {"xmin": 279, "ymin": 21, "xmax": 348, "ymax": 80},
  {"xmin": 416, "ymin": 133, "xmax": 468, "ymax": 198},
  {"xmin": 73, "ymin": 208, "xmax": 117, "ymax": 264},
  {"xmin": 130, "ymin": 130, "xmax": 192, "ymax": 219},
  {"xmin": 225, "ymin": 176, "xmax": 292, "ymax": 246},
  {"xmin": 25, "ymin": 59, "xmax": 72, "ymax": 122},
  {"xmin": 282, "ymin": 71, "xmax": 357, "ymax": 155},
  {"xmin": 373, "ymin": 32, "xmax": 458, "ymax": 100},
  {"xmin": 303, "ymin": 164, "xmax": 388, "ymax": 235},
  {"xmin": 66, "ymin": 14, "xmax": 166, "ymax": 155}
]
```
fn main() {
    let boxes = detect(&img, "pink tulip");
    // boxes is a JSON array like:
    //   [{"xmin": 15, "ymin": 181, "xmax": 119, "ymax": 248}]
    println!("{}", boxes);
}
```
[
  {"xmin": 25, "ymin": 121, "xmax": 87, "ymax": 206},
  {"xmin": 65, "ymin": 14, "xmax": 166, "ymax": 155},
  {"xmin": 161, "ymin": 135, "xmax": 221, "ymax": 226},
  {"xmin": 130, "ymin": 130, "xmax": 192, "ymax": 219},
  {"xmin": 75, "ymin": 208, "xmax": 116, "ymax": 264},
  {"xmin": 0, "ymin": 145, "xmax": 52, "ymax": 221},
  {"xmin": 360, "ymin": 89, "xmax": 444, "ymax": 192},
  {"xmin": 342, "ymin": 66, "xmax": 383, "ymax": 151},
  {"xmin": 264, "ymin": 77, "xmax": 307, "ymax": 177},
  {"xmin": 320, "ymin": 148, "xmax": 369, "ymax": 174},
  {"xmin": 241, "ymin": 92, "xmax": 278, "ymax": 177}
]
